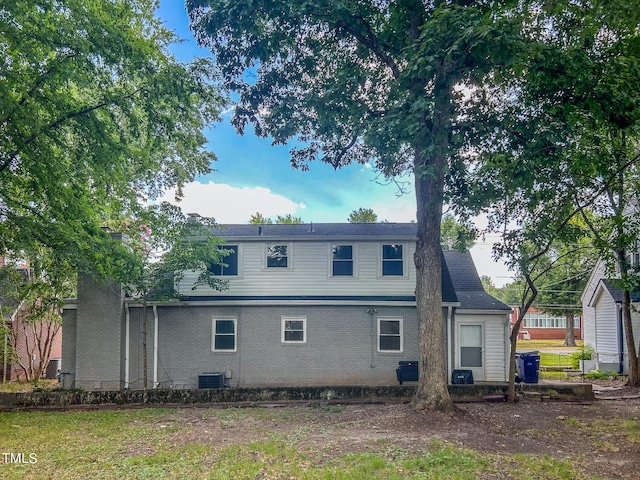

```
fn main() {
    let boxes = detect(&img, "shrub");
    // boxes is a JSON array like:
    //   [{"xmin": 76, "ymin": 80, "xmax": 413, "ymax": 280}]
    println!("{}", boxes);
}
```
[{"xmin": 570, "ymin": 344, "xmax": 594, "ymax": 369}]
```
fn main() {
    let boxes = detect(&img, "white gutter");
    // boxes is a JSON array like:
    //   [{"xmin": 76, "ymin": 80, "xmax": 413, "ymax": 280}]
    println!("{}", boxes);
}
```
[
  {"xmin": 153, "ymin": 305, "xmax": 159, "ymax": 389},
  {"xmin": 125, "ymin": 304, "xmax": 130, "ymax": 389},
  {"xmin": 504, "ymin": 313, "xmax": 511, "ymax": 382},
  {"xmin": 447, "ymin": 305, "xmax": 453, "ymax": 383}
]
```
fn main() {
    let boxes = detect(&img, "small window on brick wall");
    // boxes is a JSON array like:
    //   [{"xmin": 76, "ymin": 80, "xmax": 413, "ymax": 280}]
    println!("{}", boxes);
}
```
[
  {"xmin": 378, "ymin": 317, "xmax": 403, "ymax": 352},
  {"xmin": 281, "ymin": 316, "xmax": 306, "ymax": 343},
  {"xmin": 212, "ymin": 318, "xmax": 237, "ymax": 352}
]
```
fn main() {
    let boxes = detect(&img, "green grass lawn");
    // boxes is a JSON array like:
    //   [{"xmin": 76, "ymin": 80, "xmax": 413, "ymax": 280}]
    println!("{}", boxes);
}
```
[
  {"xmin": 516, "ymin": 339, "xmax": 583, "ymax": 351},
  {"xmin": 0, "ymin": 408, "xmax": 597, "ymax": 479}
]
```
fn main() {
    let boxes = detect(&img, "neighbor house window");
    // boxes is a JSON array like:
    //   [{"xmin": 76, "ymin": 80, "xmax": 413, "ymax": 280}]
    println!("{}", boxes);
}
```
[
  {"xmin": 332, "ymin": 245, "xmax": 353, "ymax": 276},
  {"xmin": 266, "ymin": 244, "xmax": 288, "ymax": 268},
  {"xmin": 523, "ymin": 312, "xmax": 566, "ymax": 329},
  {"xmin": 282, "ymin": 316, "xmax": 306, "ymax": 343},
  {"xmin": 378, "ymin": 317, "xmax": 403, "ymax": 352},
  {"xmin": 382, "ymin": 244, "xmax": 404, "ymax": 276},
  {"xmin": 212, "ymin": 318, "xmax": 237, "ymax": 352},
  {"xmin": 209, "ymin": 245, "xmax": 238, "ymax": 276}
]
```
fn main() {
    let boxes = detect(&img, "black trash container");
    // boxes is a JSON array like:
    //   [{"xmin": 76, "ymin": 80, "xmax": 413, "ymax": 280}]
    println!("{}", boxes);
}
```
[
  {"xmin": 396, "ymin": 361, "xmax": 419, "ymax": 384},
  {"xmin": 515, "ymin": 351, "xmax": 540, "ymax": 383}
]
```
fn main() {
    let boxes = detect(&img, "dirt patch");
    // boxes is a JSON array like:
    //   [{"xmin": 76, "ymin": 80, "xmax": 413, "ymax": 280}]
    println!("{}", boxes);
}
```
[{"xmin": 167, "ymin": 380, "xmax": 639, "ymax": 479}]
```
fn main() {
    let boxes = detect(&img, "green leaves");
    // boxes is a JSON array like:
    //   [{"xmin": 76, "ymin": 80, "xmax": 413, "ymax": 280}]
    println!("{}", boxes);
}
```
[
  {"xmin": 0, "ymin": 0, "xmax": 224, "ymax": 272},
  {"xmin": 108, "ymin": 203, "xmax": 228, "ymax": 301}
]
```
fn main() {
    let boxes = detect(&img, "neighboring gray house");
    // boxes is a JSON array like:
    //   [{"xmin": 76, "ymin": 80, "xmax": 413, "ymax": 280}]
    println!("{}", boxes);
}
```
[
  {"xmin": 61, "ymin": 223, "xmax": 512, "ymax": 391},
  {"xmin": 582, "ymin": 258, "xmax": 640, "ymax": 374}
]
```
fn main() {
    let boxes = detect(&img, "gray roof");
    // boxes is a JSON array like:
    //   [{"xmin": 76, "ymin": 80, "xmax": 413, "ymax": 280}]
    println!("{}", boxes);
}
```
[
  {"xmin": 208, "ymin": 222, "xmax": 418, "ymax": 239},
  {"xmin": 442, "ymin": 250, "xmax": 512, "ymax": 311},
  {"xmin": 596, "ymin": 280, "xmax": 640, "ymax": 304}
]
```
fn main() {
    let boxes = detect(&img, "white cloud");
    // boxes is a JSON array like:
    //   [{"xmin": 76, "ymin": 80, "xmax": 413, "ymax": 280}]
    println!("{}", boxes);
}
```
[{"xmin": 158, "ymin": 181, "xmax": 305, "ymax": 224}]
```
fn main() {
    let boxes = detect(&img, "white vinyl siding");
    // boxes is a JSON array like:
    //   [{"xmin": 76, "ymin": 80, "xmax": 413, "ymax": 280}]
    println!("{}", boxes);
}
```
[
  {"xmin": 594, "ymin": 293, "xmax": 619, "ymax": 356},
  {"xmin": 456, "ymin": 314, "xmax": 507, "ymax": 382},
  {"xmin": 180, "ymin": 241, "xmax": 417, "ymax": 297}
]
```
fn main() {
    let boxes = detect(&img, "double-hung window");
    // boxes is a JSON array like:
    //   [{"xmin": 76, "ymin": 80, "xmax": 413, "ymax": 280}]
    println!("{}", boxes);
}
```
[
  {"xmin": 332, "ymin": 245, "xmax": 353, "ymax": 276},
  {"xmin": 378, "ymin": 317, "xmax": 403, "ymax": 352},
  {"xmin": 382, "ymin": 244, "xmax": 404, "ymax": 276},
  {"xmin": 281, "ymin": 316, "xmax": 306, "ymax": 343},
  {"xmin": 212, "ymin": 318, "xmax": 237, "ymax": 352},
  {"xmin": 209, "ymin": 245, "xmax": 238, "ymax": 276},
  {"xmin": 266, "ymin": 244, "xmax": 288, "ymax": 268}
]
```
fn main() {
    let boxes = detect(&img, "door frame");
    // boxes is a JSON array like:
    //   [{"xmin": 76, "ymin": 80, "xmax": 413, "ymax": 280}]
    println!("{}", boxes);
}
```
[{"xmin": 457, "ymin": 322, "xmax": 485, "ymax": 381}]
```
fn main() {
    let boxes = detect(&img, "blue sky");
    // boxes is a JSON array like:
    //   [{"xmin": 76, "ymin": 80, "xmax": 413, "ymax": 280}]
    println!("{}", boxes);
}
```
[{"xmin": 154, "ymin": 2, "xmax": 513, "ymax": 286}]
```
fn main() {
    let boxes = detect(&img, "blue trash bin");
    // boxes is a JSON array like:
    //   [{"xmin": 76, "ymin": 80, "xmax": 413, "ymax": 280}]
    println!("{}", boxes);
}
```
[{"xmin": 515, "ymin": 351, "xmax": 540, "ymax": 383}]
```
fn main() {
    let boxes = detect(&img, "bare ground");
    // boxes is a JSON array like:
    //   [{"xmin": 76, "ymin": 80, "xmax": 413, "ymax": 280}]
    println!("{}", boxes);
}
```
[{"xmin": 166, "ymin": 380, "xmax": 640, "ymax": 479}]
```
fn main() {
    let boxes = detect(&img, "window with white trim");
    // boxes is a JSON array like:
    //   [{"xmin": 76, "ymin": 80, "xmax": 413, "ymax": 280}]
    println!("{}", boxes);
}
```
[
  {"xmin": 209, "ymin": 245, "xmax": 238, "ymax": 276},
  {"xmin": 332, "ymin": 244, "xmax": 353, "ymax": 276},
  {"xmin": 522, "ymin": 312, "xmax": 566, "ymax": 329},
  {"xmin": 378, "ymin": 317, "xmax": 403, "ymax": 352},
  {"xmin": 266, "ymin": 244, "xmax": 289, "ymax": 268},
  {"xmin": 281, "ymin": 316, "xmax": 306, "ymax": 343},
  {"xmin": 212, "ymin": 318, "xmax": 237, "ymax": 351},
  {"xmin": 382, "ymin": 244, "xmax": 404, "ymax": 276}
]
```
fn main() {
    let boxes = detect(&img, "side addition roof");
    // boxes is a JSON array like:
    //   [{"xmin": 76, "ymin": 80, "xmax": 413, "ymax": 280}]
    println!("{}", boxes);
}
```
[{"xmin": 442, "ymin": 250, "xmax": 512, "ymax": 312}]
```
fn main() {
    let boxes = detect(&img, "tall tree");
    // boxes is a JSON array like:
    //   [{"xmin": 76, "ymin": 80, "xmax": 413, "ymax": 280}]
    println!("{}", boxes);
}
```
[
  {"xmin": 110, "ymin": 203, "xmax": 228, "ymax": 390},
  {"xmin": 249, "ymin": 213, "xmax": 304, "ymax": 224},
  {"xmin": 516, "ymin": 0, "xmax": 640, "ymax": 385},
  {"xmin": 0, "ymin": 0, "xmax": 223, "ymax": 273},
  {"xmin": 448, "ymin": 0, "xmax": 640, "ymax": 391},
  {"xmin": 348, "ymin": 208, "xmax": 378, "ymax": 223},
  {"xmin": 534, "ymin": 239, "xmax": 595, "ymax": 347},
  {"xmin": 249, "ymin": 212, "xmax": 273, "ymax": 224},
  {"xmin": 188, "ymin": 0, "xmax": 520, "ymax": 411},
  {"xmin": 0, "ymin": 249, "xmax": 75, "ymax": 382},
  {"xmin": 440, "ymin": 213, "xmax": 475, "ymax": 251}
]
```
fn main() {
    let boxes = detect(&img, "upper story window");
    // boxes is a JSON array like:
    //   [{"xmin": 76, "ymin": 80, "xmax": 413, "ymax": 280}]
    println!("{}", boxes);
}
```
[
  {"xmin": 209, "ymin": 245, "xmax": 238, "ymax": 276},
  {"xmin": 332, "ymin": 245, "xmax": 353, "ymax": 276},
  {"xmin": 382, "ymin": 244, "xmax": 404, "ymax": 276},
  {"xmin": 266, "ymin": 244, "xmax": 288, "ymax": 268}
]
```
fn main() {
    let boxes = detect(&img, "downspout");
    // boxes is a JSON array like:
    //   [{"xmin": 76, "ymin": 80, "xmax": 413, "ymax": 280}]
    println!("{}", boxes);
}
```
[
  {"xmin": 447, "ymin": 306, "xmax": 453, "ymax": 384},
  {"xmin": 1, "ymin": 301, "xmax": 6, "ymax": 383},
  {"xmin": 3, "ymin": 326, "xmax": 7, "ymax": 383},
  {"xmin": 505, "ymin": 313, "xmax": 511, "ymax": 382},
  {"xmin": 125, "ymin": 304, "xmax": 130, "ymax": 389},
  {"xmin": 153, "ymin": 305, "xmax": 159, "ymax": 389},
  {"xmin": 618, "ymin": 306, "xmax": 624, "ymax": 375},
  {"xmin": 367, "ymin": 308, "xmax": 377, "ymax": 368}
]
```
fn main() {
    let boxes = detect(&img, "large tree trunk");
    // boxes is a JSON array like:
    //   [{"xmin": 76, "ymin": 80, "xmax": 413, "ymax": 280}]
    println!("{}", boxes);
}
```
[
  {"xmin": 142, "ymin": 299, "xmax": 148, "ymax": 391},
  {"xmin": 411, "ymin": 79, "xmax": 455, "ymax": 413},
  {"xmin": 508, "ymin": 276, "xmax": 537, "ymax": 402},
  {"xmin": 563, "ymin": 311, "xmax": 576, "ymax": 347},
  {"xmin": 621, "ymin": 290, "xmax": 640, "ymax": 387}
]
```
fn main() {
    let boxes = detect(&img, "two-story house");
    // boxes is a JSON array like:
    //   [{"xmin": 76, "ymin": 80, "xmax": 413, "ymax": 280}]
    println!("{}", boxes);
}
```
[{"xmin": 61, "ymin": 223, "xmax": 512, "ymax": 391}]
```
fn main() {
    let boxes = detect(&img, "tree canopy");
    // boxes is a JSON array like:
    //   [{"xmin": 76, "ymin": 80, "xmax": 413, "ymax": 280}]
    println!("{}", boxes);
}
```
[
  {"xmin": 249, "ymin": 213, "xmax": 304, "ymax": 224},
  {"xmin": 0, "ymin": 0, "xmax": 223, "ymax": 273},
  {"xmin": 188, "ymin": 0, "xmax": 524, "ymax": 411},
  {"xmin": 348, "ymin": 208, "xmax": 379, "ymax": 223}
]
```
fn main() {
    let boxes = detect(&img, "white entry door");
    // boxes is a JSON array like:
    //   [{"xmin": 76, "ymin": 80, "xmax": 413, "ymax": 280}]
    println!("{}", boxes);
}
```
[{"xmin": 459, "ymin": 324, "xmax": 484, "ymax": 381}]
